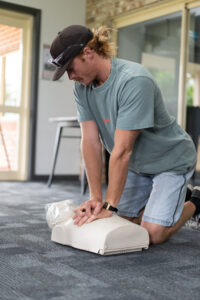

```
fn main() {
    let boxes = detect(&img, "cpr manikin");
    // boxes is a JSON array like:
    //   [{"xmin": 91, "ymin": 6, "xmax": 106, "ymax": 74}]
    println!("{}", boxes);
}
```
[{"xmin": 46, "ymin": 200, "xmax": 149, "ymax": 255}]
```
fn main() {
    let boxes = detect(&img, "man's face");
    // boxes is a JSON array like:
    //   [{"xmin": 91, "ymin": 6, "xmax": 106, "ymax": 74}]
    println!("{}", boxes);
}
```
[{"xmin": 66, "ymin": 54, "xmax": 96, "ymax": 86}]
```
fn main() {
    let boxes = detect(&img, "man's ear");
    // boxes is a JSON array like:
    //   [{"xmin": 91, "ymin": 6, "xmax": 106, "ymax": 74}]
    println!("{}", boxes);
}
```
[{"xmin": 82, "ymin": 47, "xmax": 94, "ymax": 59}]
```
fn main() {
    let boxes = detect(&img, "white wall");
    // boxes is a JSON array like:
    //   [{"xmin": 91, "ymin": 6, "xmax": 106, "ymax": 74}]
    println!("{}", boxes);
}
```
[{"xmin": 1, "ymin": 0, "xmax": 86, "ymax": 175}]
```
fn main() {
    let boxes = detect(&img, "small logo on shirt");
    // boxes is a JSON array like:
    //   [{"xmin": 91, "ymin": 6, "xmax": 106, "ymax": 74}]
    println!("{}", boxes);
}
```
[{"xmin": 103, "ymin": 118, "xmax": 111, "ymax": 123}]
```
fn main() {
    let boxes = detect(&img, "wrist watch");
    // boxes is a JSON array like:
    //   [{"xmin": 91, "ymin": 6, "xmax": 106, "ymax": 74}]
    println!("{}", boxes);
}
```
[{"xmin": 103, "ymin": 201, "xmax": 118, "ymax": 213}]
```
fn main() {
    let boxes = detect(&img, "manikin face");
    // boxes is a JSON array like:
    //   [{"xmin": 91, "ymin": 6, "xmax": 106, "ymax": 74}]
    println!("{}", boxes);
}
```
[{"xmin": 66, "ymin": 53, "xmax": 96, "ymax": 86}]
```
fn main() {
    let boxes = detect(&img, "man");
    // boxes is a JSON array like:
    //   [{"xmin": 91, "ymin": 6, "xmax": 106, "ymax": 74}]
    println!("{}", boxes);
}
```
[{"xmin": 50, "ymin": 25, "xmax": 200, "ymax": 244}]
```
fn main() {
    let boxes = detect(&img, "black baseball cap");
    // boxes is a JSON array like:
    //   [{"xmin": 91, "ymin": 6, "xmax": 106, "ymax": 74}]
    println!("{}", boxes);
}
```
[{"xmin": 50, "ymin": 25, "xmax": 93, "ymax": 81}]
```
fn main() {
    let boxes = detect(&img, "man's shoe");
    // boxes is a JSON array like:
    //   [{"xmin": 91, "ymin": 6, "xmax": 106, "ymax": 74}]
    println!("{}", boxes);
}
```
[
  {"xmin": 185, "ymin": 184, "xmax": 193, "ymax": 202},
  {"xmin": 191, "ymin": 186, "xmax": 200, "ymax": 197},
  {"xmin": 190, "ymin": 186, "xmax": 200, "ymax": 217}
]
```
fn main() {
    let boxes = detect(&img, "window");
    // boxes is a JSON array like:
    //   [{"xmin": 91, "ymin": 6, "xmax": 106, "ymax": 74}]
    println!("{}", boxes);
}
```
[
  {"xmin": 114, "ymin": 0, "xmax": 200, "ymax": 178},
  {"xmin": 118, "ymin": 12, "xmax": 181, "ymax": 118}
]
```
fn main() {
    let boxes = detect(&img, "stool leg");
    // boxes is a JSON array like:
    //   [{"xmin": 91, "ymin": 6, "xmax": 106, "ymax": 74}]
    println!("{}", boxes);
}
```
[{"xmin": 47, "ymin": 125, "xmax": 63, "ymax": 187}]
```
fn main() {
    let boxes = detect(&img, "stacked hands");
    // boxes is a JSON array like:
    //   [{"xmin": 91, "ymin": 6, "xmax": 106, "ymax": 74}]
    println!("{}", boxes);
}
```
[{"xmin": 73, "ymin": 200, "xmax": 113, "ymax": 226}]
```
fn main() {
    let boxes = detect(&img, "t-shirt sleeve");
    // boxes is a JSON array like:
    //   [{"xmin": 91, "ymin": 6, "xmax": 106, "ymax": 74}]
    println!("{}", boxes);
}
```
[
  {"xmin": 116, "ymin": 76, "xmax": 155, "ymax": 130},
  {"xmin": 74, "ymin": 83, "xmax": 94, "ymax": 122}
]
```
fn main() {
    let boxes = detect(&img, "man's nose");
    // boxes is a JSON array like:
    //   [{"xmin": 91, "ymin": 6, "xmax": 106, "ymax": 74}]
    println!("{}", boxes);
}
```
[{"xmin": 67, "ymin": 70, "xmax": 75, "ymax": 80}]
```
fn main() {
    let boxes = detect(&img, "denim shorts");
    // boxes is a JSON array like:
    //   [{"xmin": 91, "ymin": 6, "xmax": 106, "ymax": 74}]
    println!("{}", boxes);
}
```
[{"xmin": 117, "ymin": 169, "xmax": 194, "ymax": 226}]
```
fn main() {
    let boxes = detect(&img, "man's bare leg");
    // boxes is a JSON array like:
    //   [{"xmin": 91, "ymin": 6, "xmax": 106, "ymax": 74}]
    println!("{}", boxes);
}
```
[
  {"xmin": 121, "ymin": 208, "xmax": 145, "ymax": 225},
  {"xmin": 141, "ymin": 201, "xmax": 196, "ymax": 244},
  {"xmin": 121, "ymin": 216, "xmax": 140, "ymax": 224},
  {"xmin": 121, "ymin": 187, "xmax": 200, "ymax": 244}
]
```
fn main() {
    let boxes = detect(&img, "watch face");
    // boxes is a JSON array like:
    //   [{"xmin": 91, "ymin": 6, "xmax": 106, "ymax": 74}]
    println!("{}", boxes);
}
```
[
  {"xmin": 103, "ymin": 202, "xmax": 118, "ymax": 212},
  {"xmin": 103, "ymin": 202, "xmax": 108, "ymax": 209}
]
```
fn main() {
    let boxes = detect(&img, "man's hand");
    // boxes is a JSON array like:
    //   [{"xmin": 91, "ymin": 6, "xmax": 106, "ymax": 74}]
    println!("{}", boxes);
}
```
[
  {"xmin": 85, "ymin": 209, "xmax": 113, "ymax": 225},
  {"xmin": 73, "ymin": 200, "xmax": 113, "ymax": 226},
  {"xmin": 73, "ymin": 200, "xmax": 103, "ymax": 225}
]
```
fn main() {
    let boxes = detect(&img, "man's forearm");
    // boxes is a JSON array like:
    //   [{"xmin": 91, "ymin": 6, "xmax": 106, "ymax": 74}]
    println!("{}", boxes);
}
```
[
  {"xmin": 105, "ymin": 150, "xmax": 131, "ymax": 207},
  {"xmin": 81, "ymin": 139, "xmax": 103, "ymax": 201}
]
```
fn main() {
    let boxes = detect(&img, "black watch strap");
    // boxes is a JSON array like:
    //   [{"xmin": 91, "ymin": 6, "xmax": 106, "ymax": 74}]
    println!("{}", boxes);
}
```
[{"xmin": 103, "ymin": 201, "xmax": 118, "ymax": 213}]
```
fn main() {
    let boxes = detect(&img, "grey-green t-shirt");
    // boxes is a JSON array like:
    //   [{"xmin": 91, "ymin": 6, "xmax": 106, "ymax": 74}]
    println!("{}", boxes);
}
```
[{"xmin": 74, "ymin": 57, "xmax": 196, "ymax": 175}]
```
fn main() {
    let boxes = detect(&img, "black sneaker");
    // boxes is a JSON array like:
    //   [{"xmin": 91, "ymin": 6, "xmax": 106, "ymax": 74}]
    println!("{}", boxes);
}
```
[
  {"xmin": 185, "ymin": 184, "xmax": 193, "ymax": 202},
  {"xmin": 191, "ymin": 186, "xmax": 200, "ymax": 217}
]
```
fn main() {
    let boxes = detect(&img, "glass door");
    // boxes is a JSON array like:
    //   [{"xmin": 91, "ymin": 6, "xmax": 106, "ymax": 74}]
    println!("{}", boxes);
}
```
[
  {"xmin": 0, "ymin": 9, "xmax": 33, "ymax": 180},
  {"xmin": 186, "ymin": 5, "xmax": 200, "ymax": 175},
  {"xmin": 187, "ymin": 7, "xmax": 200, "ymax": 107},
  {"xmin": 117, "ymin": 12, "xmax": 182, "ymax": 118},
  {"xmin": 0, "ymin": 26, "xmax": 22, "ymax": 172}
]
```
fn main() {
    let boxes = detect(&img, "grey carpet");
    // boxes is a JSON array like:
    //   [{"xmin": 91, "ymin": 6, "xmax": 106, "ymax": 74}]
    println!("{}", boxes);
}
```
[{"xmin": 0, "ymin": 181, "xmax": 200, "ymax": 300}]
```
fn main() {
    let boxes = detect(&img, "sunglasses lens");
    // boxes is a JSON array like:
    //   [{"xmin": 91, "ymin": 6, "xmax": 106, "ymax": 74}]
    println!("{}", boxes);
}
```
[
  {"xmin": 50, "ymin": 44, "xmax": 84, "ymax": 68},
  {"xmin": 53, "ymin": 52, "xmax": 65, "ymax": 67},
  {"xmin": 52, "ymin": 61, "xmax": 61, "ymax": 67}
]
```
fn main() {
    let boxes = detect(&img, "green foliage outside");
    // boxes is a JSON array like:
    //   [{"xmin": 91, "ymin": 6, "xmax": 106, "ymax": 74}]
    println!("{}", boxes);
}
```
[
  {"xmin": 148, "ymin": 68, "xmax": 194, "ymax": 107},
  {"xmin": 186, "ymin": 81, "xmax": 194, "ymax": 107}
]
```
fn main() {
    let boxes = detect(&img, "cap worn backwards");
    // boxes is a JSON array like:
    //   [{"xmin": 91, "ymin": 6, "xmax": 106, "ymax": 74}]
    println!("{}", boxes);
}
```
[{"xmin": 50, "ymin": 25, "xmax": 93, "ymax": 81}]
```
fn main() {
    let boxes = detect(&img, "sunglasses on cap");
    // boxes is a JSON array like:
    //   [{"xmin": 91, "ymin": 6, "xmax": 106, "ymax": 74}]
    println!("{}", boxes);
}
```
[{"xmin": 49, "ymin": 43, "xmax": 84, "ymax": 68}]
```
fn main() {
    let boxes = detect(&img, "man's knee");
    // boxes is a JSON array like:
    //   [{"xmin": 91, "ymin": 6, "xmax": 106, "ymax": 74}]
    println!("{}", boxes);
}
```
[{"xmin": 141, "ymin": 221, "xmax": 170, "ymax": 244}]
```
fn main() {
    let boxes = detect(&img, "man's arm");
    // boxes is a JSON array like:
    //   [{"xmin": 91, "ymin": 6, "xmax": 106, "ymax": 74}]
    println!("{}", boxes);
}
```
[
  {"xmin": 105, "ymin": 128, "xmax": 140, "ymax": 207},
  {"xmin": 80, "ymin": 120, "xmax": 102, "ymax": 202},
  {"xmin": 74, "ymin": 127, "xmax": 140, "ymax": 225},
  {"xmin": 73, "ymin": 120, "xmax": 105, "ymax": 224}
]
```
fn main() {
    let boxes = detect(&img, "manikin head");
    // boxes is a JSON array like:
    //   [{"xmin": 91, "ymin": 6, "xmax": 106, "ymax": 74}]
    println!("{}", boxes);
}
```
[{"xmin": 50, "ymin": 25, "xmax": 115, "ymax": 85}]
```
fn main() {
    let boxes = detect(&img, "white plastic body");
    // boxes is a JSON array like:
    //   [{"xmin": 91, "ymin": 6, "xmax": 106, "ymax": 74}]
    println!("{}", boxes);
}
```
[{"xmin": 46, "ymin": 200, "xmax": 149, "ymax": 255}]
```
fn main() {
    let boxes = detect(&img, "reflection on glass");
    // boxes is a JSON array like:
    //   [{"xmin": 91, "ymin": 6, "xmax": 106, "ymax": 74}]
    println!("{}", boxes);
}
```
[
  {"xmin": 197, "ymin": 137, "xmax": 200, "ymax": 172},
  {"xmin": 0, "ymin": 113, "xmax": 19, "ymax": 171},
  {"xmin": 187, "ymin": 7, "xmax": 200, "ymax": 172},
  {"xmin": 118, "ymin": 12, "xmax": 181, "ymax": 118},
  {"xmin": 187, "ymin": 7, "xmax": 200, "ymax": 107}
]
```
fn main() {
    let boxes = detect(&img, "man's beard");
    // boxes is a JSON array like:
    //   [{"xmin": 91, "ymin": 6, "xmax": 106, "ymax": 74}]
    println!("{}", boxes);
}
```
[{"xmin": 73, "ymin": 77, "xmax": 82, "ymax": 82}]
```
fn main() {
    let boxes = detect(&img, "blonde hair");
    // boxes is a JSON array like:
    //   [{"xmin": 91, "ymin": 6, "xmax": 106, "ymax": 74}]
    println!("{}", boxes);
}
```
[{"xmin": 85, "ymin": 26, "xmax": 116, "ymax": 57}]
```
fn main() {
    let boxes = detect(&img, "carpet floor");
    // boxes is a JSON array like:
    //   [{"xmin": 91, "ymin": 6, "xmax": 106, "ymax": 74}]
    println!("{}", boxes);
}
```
[{"xmin": 0, "ymin": 181, "xmax": 200, "ymax": 300}]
